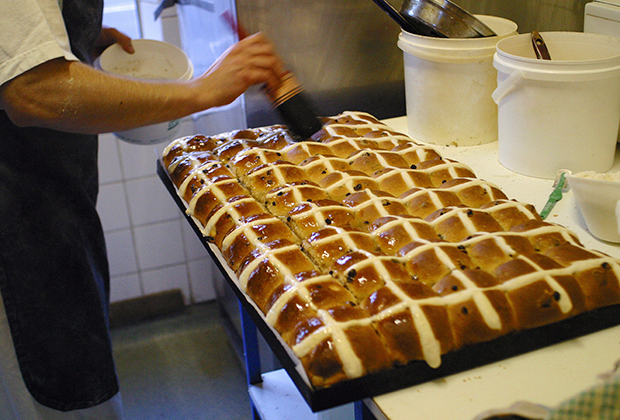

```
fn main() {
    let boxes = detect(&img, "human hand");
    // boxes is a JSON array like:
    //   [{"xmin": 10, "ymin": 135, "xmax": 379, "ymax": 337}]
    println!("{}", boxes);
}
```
[
  {"xmin": 195, "ymin": 33, "xmax": 285, "ymax": 108},
  {"xmin": 92, "ymin": 26, "xmax": 134, "ymax": 58}
]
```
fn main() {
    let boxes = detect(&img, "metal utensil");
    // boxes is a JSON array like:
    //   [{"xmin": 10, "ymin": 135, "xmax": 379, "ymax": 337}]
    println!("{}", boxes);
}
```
[
  {"xmin": 531, "ymin": 31, "xmax": 552, "ymax": 60},
  {"xmin": 371, "ymin": 0, "xmax": 424, "ymax": 34},
  {"xmin": 399, "ymin": 0, "xmax": 497, "ymax": 38}
]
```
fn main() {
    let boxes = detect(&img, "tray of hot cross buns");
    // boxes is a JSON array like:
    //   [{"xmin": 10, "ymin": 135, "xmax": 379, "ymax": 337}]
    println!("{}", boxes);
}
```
[{"xmin": 157, "ymin": 111, "xmax": 620, "ymax": 412}]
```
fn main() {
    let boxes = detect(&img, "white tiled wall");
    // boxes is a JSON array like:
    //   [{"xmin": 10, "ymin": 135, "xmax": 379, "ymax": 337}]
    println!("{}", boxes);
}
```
[
  {"xmin": 98, "ymin": 3, "xmax": 225, "ymax": 304},
  {"xmin": 98, "ymin": 120, "xmax": 222, "ymax": 305}
]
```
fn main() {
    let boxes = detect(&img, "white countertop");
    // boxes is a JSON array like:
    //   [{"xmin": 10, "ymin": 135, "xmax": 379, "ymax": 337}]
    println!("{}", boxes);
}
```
[{"xmin": 365, "ymin": 117, "xmax": 620, "ymax": 420}]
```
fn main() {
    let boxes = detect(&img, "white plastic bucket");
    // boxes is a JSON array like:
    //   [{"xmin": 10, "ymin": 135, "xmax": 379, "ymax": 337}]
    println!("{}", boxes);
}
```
[
  {"xmin": 98, "ymin": 39, "xmax": 194, "ymax": 145},
  {"xmin": 493, "ymin": 32, "xmax": 620, "ymax": 179},
  {"xmin": 398, "ymin": 15, "xmax": 518, "ymax": 146}
]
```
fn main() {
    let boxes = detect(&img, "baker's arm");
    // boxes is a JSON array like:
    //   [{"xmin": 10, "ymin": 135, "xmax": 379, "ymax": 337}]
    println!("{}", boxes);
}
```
[{"xmin": 0, "ymin": 33, "xmax": 283, "ymax": 135}]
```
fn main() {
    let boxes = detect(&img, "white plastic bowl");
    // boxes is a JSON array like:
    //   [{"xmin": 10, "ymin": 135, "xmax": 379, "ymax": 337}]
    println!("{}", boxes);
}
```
[
  {"xmin": 98, "ymin": 39, "xmax": 194, "ymax": 145},
  {"xmin": 567, "ymin": 172, "xmax": 620, "ymax": 243}
]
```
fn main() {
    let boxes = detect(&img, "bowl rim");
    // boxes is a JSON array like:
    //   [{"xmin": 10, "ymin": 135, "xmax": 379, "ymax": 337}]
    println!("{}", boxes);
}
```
[
  {"xmin": 567, "ymin": 172, "xmax": 620, "ymax": 187},
  {"xmin": 98, "ymin": 38, "xmax": 192, "ymax": 81}
]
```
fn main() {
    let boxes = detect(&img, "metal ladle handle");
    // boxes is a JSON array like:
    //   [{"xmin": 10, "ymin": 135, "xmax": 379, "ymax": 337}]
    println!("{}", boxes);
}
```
[{"xmin": 532, "ymin": 31, "xmax": 552, "ymax": 60}]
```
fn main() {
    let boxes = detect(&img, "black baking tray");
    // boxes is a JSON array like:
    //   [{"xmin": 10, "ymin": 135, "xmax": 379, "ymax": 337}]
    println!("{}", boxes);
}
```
[{"xmin": 157, "ymin": 158, "xmax": 620, "ymax": 413}]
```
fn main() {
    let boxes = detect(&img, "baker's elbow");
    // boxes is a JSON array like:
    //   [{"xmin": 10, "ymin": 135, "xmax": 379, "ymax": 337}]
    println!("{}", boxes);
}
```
[
  {"xmin": 1, "ymin": 94, "xmax": 29, "ymax": 128},
  {"xmin": 1, "ymin": 80, "xmax": 50, "ymax": 128},
  {"xmin": 3, "ymin": 106, "xmax": 34, "ymax": 127},
  {"xmin": 1, "ymin": 91, "xmax": 50, "ymax": 128}
]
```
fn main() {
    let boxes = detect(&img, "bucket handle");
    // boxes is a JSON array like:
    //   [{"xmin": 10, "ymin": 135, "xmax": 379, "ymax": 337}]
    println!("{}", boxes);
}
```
[{"xmin": 492, "ymin": 70, "xmax": 523, "ymax": 104}]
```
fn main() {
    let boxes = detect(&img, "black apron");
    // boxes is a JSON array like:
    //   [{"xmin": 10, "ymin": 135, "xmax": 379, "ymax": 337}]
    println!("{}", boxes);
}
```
[{"xmin": 0, "ymin": 0, "xmax": 119, "ymax": 411}]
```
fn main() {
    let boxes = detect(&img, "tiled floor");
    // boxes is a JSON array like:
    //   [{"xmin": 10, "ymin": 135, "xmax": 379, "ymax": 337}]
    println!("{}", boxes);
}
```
[{"xmin": 111, "ymin": 301, "xmax": 252, "ymax": 420}]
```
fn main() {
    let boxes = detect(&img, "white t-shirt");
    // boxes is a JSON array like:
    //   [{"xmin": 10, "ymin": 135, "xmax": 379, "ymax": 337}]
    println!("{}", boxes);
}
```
[{"xmin": 0, "ymin": 0, "xmax": 78, "ymax": 87}]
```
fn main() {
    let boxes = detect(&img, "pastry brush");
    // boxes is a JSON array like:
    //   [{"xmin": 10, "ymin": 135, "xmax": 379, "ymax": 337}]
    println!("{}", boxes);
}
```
[{"xmin": 221, "ymin": 11, "xmax": 323, "ymax": 142}]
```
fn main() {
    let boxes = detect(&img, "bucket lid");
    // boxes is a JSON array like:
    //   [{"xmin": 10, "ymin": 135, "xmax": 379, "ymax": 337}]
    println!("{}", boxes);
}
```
[
  {"xmin": 494, "ymin": 32, "xmax": 620, "ymax": 81},
  {"xmin": 398, "ymin": 15, "xmax": 518, "ymax": 63}
]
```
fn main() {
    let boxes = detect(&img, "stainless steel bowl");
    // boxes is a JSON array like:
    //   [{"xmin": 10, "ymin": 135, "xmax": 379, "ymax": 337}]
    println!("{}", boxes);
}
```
[{"xmin": 399, "ymin": 0, "xmax": 496, "ymax": 38}]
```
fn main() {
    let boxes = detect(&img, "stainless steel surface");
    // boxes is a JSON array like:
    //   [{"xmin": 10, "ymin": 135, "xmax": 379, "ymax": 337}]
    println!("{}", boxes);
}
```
[
  {"xmin": 372, "ymin": 0, "xmax": 421, "ymax": 34},
  {"xmin": 399, "ymin": 0, "xmax": 496, "ymax": 38},
  {"xmin": 236, "ymin": 0, "xmax": 406, "ymax": 126},
  {"xmin": 456, "ymin": 0, "xmax": 591, "ymax": 33},
  {"xmin": 235, "ymin": 0, "xmax": 590, "ymax": 128}
]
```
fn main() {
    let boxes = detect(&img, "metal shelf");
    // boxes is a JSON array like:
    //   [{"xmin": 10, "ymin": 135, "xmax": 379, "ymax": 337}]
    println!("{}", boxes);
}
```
[{"xmin": 239, "ymin": 304, "xmax": 358, "ymax": 420}]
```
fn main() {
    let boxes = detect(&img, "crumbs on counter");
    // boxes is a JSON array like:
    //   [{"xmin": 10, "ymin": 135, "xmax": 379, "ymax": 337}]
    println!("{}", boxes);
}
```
[{"xmin": 573, "ymin": 171, "xmax": 620, "ymax": 181}]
